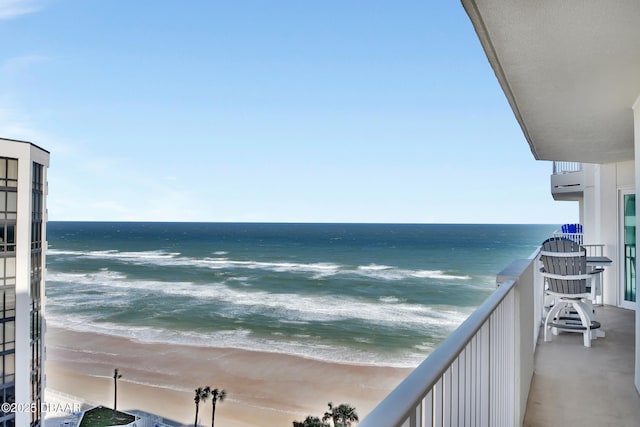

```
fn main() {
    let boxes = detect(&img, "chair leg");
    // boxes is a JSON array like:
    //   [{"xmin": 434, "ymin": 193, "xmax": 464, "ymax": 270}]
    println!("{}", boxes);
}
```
[
  {"xmin": 544, "ymin": 299, "xmax": 598, "ymax": 347},
  {"xmin": 576, "ymin": 299, "xmax": 598, "ymax": 339},
  {"xmin": 584, "ymin": 299, "xmax": 599, "ymax": 340},
  {"xmin": 544, "ymin": 301, "xmax": 567, "ymax": 342},
  {"xmin": 583, "ymin": 297, "xmax": 606, "ymax": 338},
  {"xmin": 571, "ymin": 301, "xmax": 593, "ymax": 348}
]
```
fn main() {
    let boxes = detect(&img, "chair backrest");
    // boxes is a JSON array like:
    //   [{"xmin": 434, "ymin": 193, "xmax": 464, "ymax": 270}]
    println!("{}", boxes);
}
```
[
  {"xmin": 561, "ymin": 223, "xmax": 583, "ymax": 234},
  {"xmin": 540, "ymin": 237, "xmax": 588, "ymax": 294}
]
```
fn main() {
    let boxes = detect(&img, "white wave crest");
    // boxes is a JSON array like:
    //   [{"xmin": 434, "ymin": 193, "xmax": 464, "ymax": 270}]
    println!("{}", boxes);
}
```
[
  {"xmin": 48, "ymin": 248, "xmax": 181, "ymax": 259},
  {"xmin": 358, "ymin": 264, "xmax": 394, "ymax": 271},
  {"xmin": 354, "ymin": 267, "xmax": 470, "ymax": 281},
  {"xmin": 47, "ymin": 269, "xmax": 128, "ymax": 284},
  {"xmin": 379, "ymin": 296, "xmax": 402, "ymax": 303},
  {"xmin": 410, "ymin": 270, "xmax": 471, "ymax": 280},
  {"xmin": 199, "ymin": 258, "xmax": 342, "ymax": 278},
  {"xmin": 48, "ymin": 249, "xmax": 471, "ymax": 282},
  {"xmin": 47, "ymin": 270, "xmax": 471, "ymax": 330}
]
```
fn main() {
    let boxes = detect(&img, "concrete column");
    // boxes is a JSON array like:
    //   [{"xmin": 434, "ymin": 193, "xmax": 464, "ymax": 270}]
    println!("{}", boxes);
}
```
[{"xmin": 598, "ymin": 163, "xmax": 621, "ymax": 306}]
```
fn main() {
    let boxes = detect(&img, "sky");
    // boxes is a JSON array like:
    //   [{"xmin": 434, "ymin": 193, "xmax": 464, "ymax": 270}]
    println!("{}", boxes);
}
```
[{"xmin": 0, "ymin": 0, "xmax": 577, "ymax": 224}]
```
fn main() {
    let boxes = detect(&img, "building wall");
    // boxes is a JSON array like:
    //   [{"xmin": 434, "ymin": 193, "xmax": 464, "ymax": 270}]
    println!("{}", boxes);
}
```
[
  {"xmin": 0, "ymin": 139, "xmax": 49, "ymax": 427},
  {"xmin": 580, "ymin": 144, "xmax": 638, "ymax": 393},
  {"xmin": 581, "ymin": 161, "xmax": 635, "ymax": 306}
]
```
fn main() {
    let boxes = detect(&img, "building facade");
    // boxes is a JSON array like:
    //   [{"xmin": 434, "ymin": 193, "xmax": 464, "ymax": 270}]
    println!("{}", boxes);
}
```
[{"xmin": 0, "ymin": 138, "xmax": 49, "ymax": 427}]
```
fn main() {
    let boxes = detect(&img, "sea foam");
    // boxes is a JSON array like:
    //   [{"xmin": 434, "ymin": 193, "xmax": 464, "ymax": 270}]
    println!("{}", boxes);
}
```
[
  {"xmin": 48, "ymin": 249, "xmax": 471, "ymax": 282},
  {"xmin": 47, "ymin": 270, "xmax": 470, "ymax": 329},
  {"xmin": 46, "ymin": 313, "xmax": 429, "ymax": 368}
]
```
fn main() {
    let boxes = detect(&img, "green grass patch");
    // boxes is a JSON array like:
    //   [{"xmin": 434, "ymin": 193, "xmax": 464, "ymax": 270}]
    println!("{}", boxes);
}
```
[{"xmin": 79, "ymin": 406, "xmax": 136, "ymax": 427}]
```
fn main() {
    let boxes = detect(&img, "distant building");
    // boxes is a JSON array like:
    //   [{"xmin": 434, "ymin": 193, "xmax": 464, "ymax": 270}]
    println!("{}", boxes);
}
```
[{"xmin": 0, "ymin": 138, "xmax": 49, "ymax": 427}]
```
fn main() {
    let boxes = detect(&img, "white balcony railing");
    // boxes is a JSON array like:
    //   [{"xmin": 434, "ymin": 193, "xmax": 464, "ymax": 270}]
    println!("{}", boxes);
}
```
[
  {"xmin": 359, "ymin": 251, "xmax": 542, "ymax": 427},
  {"xmin": 550, "ymin": 163, "xmax": 584, "ymax": 200},
  {"xmin": 552, "ymin": 161, "xmax": 582, "ymax": 174},
  {"xmin": 552, "ymin": 231, "xmax": 584, "ymax": 245}
]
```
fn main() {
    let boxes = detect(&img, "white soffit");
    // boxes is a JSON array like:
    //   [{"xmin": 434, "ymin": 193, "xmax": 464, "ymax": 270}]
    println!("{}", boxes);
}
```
[{"xmin": 462, "ymin": 0, "xmax": 640, "ymax": 163}]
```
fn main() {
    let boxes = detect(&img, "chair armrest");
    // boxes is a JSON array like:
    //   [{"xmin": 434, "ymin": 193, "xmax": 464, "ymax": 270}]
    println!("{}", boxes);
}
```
[{"xmin": 540, "ymin": 271, "xmax": 592, "ymax": 280}]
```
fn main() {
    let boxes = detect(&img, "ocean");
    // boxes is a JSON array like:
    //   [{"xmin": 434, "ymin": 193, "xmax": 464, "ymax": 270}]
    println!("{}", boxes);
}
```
[{"xmin": 45, "ymin": 222, "xmax": 557, "ymax": 368}]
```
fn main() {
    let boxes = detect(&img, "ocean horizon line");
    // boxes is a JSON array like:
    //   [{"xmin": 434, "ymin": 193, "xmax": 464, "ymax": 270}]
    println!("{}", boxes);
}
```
[{"xmin": 47, "ymin": 219, "xmax": 563, "ymax": 226}]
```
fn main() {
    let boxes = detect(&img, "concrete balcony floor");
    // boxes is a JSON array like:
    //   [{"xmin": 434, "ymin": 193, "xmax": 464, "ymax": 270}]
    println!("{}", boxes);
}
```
[{"xmin": 524, "ymin": 306, "xmax": 640, "ymax": 426}]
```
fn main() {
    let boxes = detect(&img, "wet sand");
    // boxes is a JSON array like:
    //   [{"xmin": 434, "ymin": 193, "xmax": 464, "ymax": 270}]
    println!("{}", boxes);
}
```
[{"xmin": 45, "ymin": 326, "xmax": 413, "ymax": 426}]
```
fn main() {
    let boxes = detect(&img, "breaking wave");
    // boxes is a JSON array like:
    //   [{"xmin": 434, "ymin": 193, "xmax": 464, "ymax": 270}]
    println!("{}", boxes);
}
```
[{"xmin": 47, "ymin": 249, "xmax": 471, "ymax": 281}]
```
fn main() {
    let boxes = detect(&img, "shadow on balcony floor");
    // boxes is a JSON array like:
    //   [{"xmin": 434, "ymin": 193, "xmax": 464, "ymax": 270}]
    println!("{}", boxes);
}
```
[{"xmin": 524, "ymin": 305, "xmax": 640, "ymax": 426}]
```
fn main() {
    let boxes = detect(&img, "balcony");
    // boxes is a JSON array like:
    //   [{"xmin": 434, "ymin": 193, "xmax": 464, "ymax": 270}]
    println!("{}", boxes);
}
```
[
  {"xmin": 551, "ymin": 161, "xmax": 584, "ymax": 201},
  {"xmin": 359, "ymin": 249, "xmax": 640, "ymax": 427},
  {"xmin": 524, "ymin": 305, "xmax": 638, "ymax": 426}
]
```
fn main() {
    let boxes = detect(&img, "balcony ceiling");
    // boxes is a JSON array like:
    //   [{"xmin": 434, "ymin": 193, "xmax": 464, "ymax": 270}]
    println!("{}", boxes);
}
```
[{"xmin": 462, "ymin": 0, "xmax": 640, "ymax": 164}]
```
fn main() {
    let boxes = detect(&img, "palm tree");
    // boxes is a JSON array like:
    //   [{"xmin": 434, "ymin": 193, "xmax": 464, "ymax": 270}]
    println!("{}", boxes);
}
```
[
  {"xmin": 193, "ymin": 386, "xmax": 210, "ymax": 427},
  {"xmin": 322, "ymin": 402, "xmax": 359, "ymax": 427},
  {"xmin": 293, "ymin": 415, "xmax": 330, "ymax": 427},
  {"xmin": 335, "ymin": 404, "xmax": 358, "ymax": 427},
  {"xmin": 323, "ymin": 402, "xmax": 339, "ymax": 427},
  {"xmin": 206, "ymin": 387, "xmax": 226, "ymax": 427},
  {"xmin": 112, "ymin": 369, "xmax": 122, "ymax": 418}
]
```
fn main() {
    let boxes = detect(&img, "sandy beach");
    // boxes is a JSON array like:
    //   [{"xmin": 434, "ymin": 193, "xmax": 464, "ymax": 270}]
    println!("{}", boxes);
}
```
[{"xmin": 45, "ymin": 326, "xmax": 413, "ymax": 426}]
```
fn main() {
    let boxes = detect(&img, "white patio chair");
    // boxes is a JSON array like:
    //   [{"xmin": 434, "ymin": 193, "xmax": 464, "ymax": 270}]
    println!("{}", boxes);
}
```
[{"xmin": 540, "ymin": 237, "xmax": 602, "ymax": 347}]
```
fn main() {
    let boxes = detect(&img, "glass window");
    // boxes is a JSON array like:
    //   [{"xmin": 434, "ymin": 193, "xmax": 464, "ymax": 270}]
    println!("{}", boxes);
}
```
[
  {"xmin": 5, "ymin": 385, "xmax": 14, "ymax": 404},
  {"xmin": 6, "ymin": 226, "xmax": 14, "ymax": 252},
  {"xmin": 4, "ymin": 322, "xmax": 13, "ymax": 351},
  {"xmin": 5, "ymin": 258, "xmax": 15, "ymax": 278},
  {"xmin": 624, "ymin": 194, "xmax": 636, "ymax": 303},
  {"xmin": 5, "ymin": 353, "xmax": 14, "ymax": 376},
  {"xmin": 6, "ymin": 160, "xmax": 17, "ymax": 181},
  {"xmin": 0, "ymin": 158, "xmax": 18, "ymax": 190},
  {"xmin": 6, "ymin": 193, "xmax": 16, "ymax": 213},
  {"xmin": 6, "ymin": 288, "xmax": 14, "ymax": 310}
]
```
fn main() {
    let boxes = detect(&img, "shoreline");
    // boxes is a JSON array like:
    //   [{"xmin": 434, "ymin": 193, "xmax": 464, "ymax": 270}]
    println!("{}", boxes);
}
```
[{"xmin": 45, "ymin": 326, "xmax": 413, "ymax": 426}]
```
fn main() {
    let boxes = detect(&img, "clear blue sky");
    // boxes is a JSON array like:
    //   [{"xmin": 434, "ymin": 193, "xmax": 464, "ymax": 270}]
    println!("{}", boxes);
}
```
[{"xmin": 1, "ymin": 0, "xmax": 577, "ymax": 224}]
